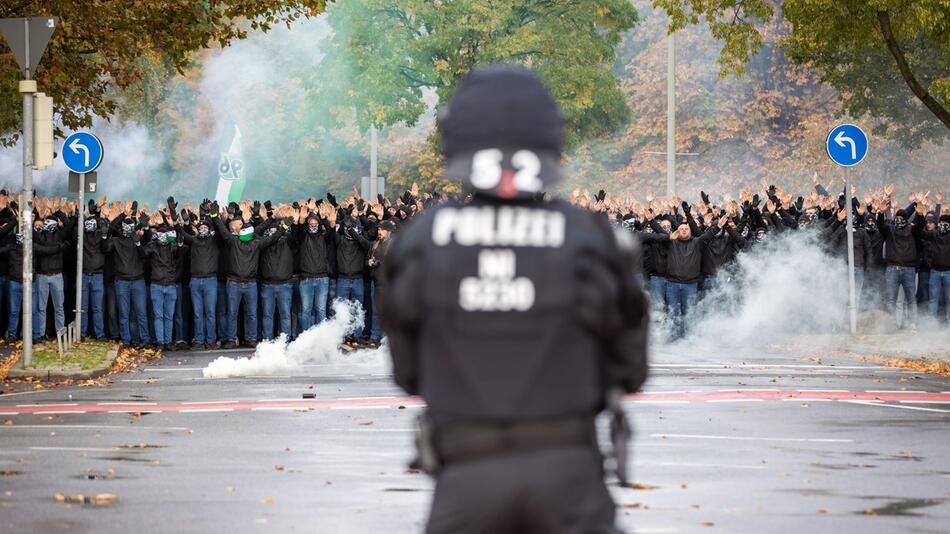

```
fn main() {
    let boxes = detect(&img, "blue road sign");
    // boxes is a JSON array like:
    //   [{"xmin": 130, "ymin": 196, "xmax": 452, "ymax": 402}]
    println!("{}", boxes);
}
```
[
  {"xmin": 825, "ymin": 124, "xmax": 868, "ymax": 167},
  {"xmin": 62, "ymin": 132, "xmax": 103, "ymax": 174}
]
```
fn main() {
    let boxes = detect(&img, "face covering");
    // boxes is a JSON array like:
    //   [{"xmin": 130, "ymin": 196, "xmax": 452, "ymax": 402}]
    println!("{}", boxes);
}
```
[
  {"xmin": 84, "ymin": 219, "xmax": 98, "ymax": 233},
  {"xmin": 15, "ymin": 233, "xmax": 24, "ymax": 245},
  {"xmin": 197, "ymin": 226, "xmax": 212, "ymax": 238},
  {"xmin": 238, "ymin": 227, "xmax": 254, "ymax": 242},
  {"xmin": 121, "ymin": 223, "xmax": 136, "ymax": 238},
  {"xmin": 865, "ymin": 223, "xmax": 877, "ymax": 233},
  {"xmin": 894, "ymin": 219, "xmax": 908, "ymax": 229},
  {"xmin": 43, "ymin": 219, "xmax": 58, "ymax": 232},
  {"xmin": 660, "ymin": 226, "xmax": 672, "ymax": 234},
  {"xmin": 307, "ymin": 223, "xmax": 320, "ymax": 234},
  {"xmin": 756, "ymin": 230, "xmax": 767, "ymax": 240},
  {"xmin": 165, "ymin": 230, "xmax": 177, "ymax": 245},
  {"xmin": 939, "ymin": 222, "xmax": 950, "ymax": 235}
]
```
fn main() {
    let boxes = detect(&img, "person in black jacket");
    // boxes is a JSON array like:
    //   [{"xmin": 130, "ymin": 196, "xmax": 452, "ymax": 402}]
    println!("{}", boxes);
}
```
[
  {"xmin": 367, "ymin": 220, "xmax": 394, "ymax": 347},
  {"xmin": 80, "ymin": 200, "xmax": 109, "ymax": 339},
  {"xmin": 664, "ymin": 216, "xmax": 719, "ymax": 339},
  {"xmin": 103, "ymin": 208, "xmax": 151, "ymax": 347},
  {"xmin": 334, "ymin": 208, "xmax": 372, "ymax": 322},
  {"xmin": 32, "ymin": 208, "xmax": 73, "ymax": 340},
  {"xmin": 828, "ymin": 206, "xmax": 871, "ymax": 307},
  {"xmin": 295, "ymin": 203, "xmax": 335, "ymax": 331},
  {"xmin": 143, "ymin": 215, "xmax": 183, "ymax": 350},
  {"xmin": 259, "ymin": 213, "xmax": 297, "ymax": 340},
  {"xmin": 0, "ymin": 217, "xmax": 60, "ymax": 340},
  {"xmin": 181, "ymin": 217, "xmax": 221, "ymax": 349},
  {"xmin": 211, "ymin": 203, "xmax": 291, "ymax": 349},
  {"xmin": 877, "ymin": 200, "xmax": 923, "ymax": 329},
  {"xmin": 920, "ymin": 197, "xmax": 949, "ymax": 324}
]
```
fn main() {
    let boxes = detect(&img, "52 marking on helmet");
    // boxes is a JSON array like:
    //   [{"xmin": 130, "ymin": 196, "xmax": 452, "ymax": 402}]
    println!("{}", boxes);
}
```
[{"xmin": 471, "ymin": 149, "xmax": 543, "ymax": 195}]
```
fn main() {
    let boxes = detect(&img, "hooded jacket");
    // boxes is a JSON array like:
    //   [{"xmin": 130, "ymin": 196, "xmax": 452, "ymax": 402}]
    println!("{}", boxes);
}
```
[
  {"xmin": 876, "ymin": 208, "xmax": 921, "ymax": 268},
  {"xmin": 103, "ymin": 214, "xmax": 146, "ymax": 280},
  {"xmin": 295, "ymin": 219, "xmax": 334, "ymax": 278},
  {"xmin": 180, "ymin": 226, "xmax": 220, "ymax": 278},
  {"xmin": 212, "ymin": 214, "xmax": 287, "ymax": 282}
]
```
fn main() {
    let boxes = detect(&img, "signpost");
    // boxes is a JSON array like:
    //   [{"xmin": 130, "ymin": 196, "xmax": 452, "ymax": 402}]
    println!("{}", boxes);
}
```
[
  {"xmin": 825, "ymin": 123, "xmax": 869, "ymax": 335},
  {"xmin": 62, "ymin": 132, "xmax": 104, "ymax": 347},
  {"xmin": 0, "ymin": 16, "xmax": 58, "ymax": 367}
]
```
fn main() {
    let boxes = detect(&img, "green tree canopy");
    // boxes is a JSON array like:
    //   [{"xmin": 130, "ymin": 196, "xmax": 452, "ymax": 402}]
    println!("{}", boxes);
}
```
[
  {"xmin": 653, "ymin": 0, "xmax": 950, "ymax": 148},
  {"xmin": 0, "ymin": 1, "xmax": 328, "ymax": 146},
  {"xmin": 308, "ymin": 0, "xmax": 639, "ymax": 146}
]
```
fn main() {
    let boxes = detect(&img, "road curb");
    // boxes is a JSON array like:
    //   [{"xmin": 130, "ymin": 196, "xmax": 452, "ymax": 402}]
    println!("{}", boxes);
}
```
[{"xmin": 6, "ymin": 347, "xmax": 119, "ymax": 381}]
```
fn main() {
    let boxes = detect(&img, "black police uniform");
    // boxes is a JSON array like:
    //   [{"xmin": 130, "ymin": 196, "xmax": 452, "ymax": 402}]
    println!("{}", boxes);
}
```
[{"xmin": 382, "ymin": 65, "xmax": 649, "ymax": 534}]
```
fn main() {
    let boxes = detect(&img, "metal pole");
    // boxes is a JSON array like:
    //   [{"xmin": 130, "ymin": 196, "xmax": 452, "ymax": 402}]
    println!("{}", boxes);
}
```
[
  {"xmin": 74, "ymin": 173, "xmax": 85, "ymax": 341},
  {"xmin": 21, "ymin": 18, "xmax": 35, "ymax": 367},
  {"xmin": 845, "ymin": 168, "xmax": 857, "ymax": 334},
  {"xmin": 666, "ymin": 31, "xmax": 675, "ymax": 197},
  {"xmin": 369, "ymin": 125, "xmax": 378, "ymax": 199}
]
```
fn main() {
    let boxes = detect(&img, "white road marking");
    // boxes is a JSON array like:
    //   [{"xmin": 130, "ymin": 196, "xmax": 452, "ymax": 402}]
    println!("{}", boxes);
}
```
[
  {"xmin": 245, "ymin": 375, "xmax": 291, "ymax": 379},
  {"xmin": 0, "ymin": 390, "xmax": 51, "ymax": 397},
  {"xmin": 780, "ymin": 398, "xmax": 832, "ymax": 402},
  {"xmin": 324, "ymin": 428, "xmax": 413, "ymax": 432},
  {"xmin": 16, "ymin": 403, "xmax": 78, "ymax": 408},
  {"xmin": 0, "ymin": 424, "xmax": 189, "ymax": 430},
  {"xmin": 180, "ymin": 408, "xmax": 234, "ymax": 413},
  {"xmin": 900, "ymin": 401, "xmax": 950, "ymax": 404},
  {"xmin": 250, "ymin": 407, "xmax": 298, "ymax": 411},
  {"xmin": 650, "ymin": 433, "xmax": 852, "ymax": 443},
  {"xmin": 866, "ymin": 390, "xmax": 924, "ymax": 393},
  {"xmin": 0, "ymin": 412, "xmax": 19, "ymax": 415},
  {"xmin": 707, "ymin": 399, "xmax": 763, "ymax": 403},
  {"xmin": 122, "ymin": 379, "xmax": 161, "ymax": 383},
  {"xmin": 33, "ymin": 410, "xmax": 84, "ymax": 415},
  {"xmin": 181, "ymin": 400, "xmax": 239, "ymax": 405},
  {"xmin": 337, "ymin": 396, "xmax": 399, "ymax": 401},
  {"xmin": 330, "ymin": 405, "xmax": 393, "ymax": 410},
  {"xmin": 98, "ymin": 402, "xmax": 158, "ymax": 406},
  {"xmin": 633, "ymin": 529, "xmax": 678, "ymax": 534},
  {"xmin": 649, "ymin": 461, "xmax": 766, "ymax": 470},
  {"xmin": 630, "ymin": 400, "xmax": 689, "ymax": 404},
  {"xmin": 844, "ymin": 401, "xmax": 950, "ymax": 414},
  {"xmin": 30, "ymin": 446, "xmax": 117, "ymax": 452}
]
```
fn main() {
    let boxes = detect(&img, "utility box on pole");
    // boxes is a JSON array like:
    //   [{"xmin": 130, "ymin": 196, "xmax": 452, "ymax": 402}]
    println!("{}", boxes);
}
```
[{"xmin": 33, "ymin": 92, "xmax": 54, "ymax": 169}]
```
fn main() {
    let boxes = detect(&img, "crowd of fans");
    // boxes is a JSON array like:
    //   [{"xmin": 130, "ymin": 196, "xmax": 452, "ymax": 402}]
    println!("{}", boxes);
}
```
[{"xmin": 0, "ymin": 179, "xmax": 946, "ymax": 350}]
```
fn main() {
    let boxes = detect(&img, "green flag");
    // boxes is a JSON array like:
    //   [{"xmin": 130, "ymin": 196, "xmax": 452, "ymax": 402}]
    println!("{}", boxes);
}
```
[{"xmin": 214, "ymin": 125, "xmax": 245, "ymax": 204}]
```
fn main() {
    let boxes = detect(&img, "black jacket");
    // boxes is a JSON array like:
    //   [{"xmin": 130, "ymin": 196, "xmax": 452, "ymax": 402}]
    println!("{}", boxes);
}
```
[
  {"xmin": 369, "ymin": 236, "xmax": 392, "ymax": 286},
  {"xmin": 143, "ymin": 236, "xmax": 183, "ymax": 285},
  {"xmin": 212, "ymin": 215, "xmax": 287, "ymax": 282},
  {"xmin": 81, "ymin": 217, "xmax": 109, "ymax": 274},
  {"xmin": 103, "ymin": 216, "xmax": 146, "ymax": 280},
  {"xmin": 877, "ymin": 211, "xmax": 921, "ymax": 268},
  {"xmin": 335, "ymin": 217, "xmax": 372, "ymax": 278},
  {"xmin": 180, "ymin": 228, "xmax": 221, "ymax": 278},
  {"xmin": 34, "ymin": 221, "xmax": 71, "ymax": 275},
  {"xmin": 295, "ymin": 221, "xmax": 334, "ymax": 278},
  {"xmin": 701, "ymin": 225, "xmax": 747, "ymax": 276},
  {"xmin": 259, "ymin": 220, "xmax": 296, "ymax": 283},
  {"xmin": 666, "ymin": 226, "xmax": 718, "ymax": 284}
]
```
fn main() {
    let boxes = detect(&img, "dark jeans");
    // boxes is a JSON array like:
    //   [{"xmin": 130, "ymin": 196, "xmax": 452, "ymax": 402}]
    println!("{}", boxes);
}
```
[
  {"xmin": 150, "ymin": 283, "xmax": 177, "ymax": 345},
  {"xmin": 216, "ymin": 280, "xmax": 229, "ymax": 342},
  {"xmin": 81, "ymin": 273, "xmax": 105, "ymax": 339},
  {"xmin": 173, "ymin": 283, "xmax": 187, "ymax": 343},
  {"xmin": 226, "ymin": 280, "xmax": 258, "ymax": 343},
  {"xmin": 299, "ymin": 276, "xmax": 330, "ymax": 331},
  {"xmin": 33, "ymin": 273, "xmax": 65, "ymax": 338},
  {"xmin": 648, "ymin": 275, "xmax": 667, "ymax": 308},
  {"xmin": 261, "ymin": 282, "xmax": 293, "ymax": 339},
  {"xmin": 337, "ymin": 277, "xmax": 364, "ymax": 309},
  {"xmin": 930, "ymin": 270, "xmax": 950, "ymax": 322},
  {"xmin": 115, "ymin": 278, "xmax": 150, "ymax": 345},
  {"xmin": 370, "ymin": 283, "xmax": 383, "ymax": 342},
  {"xmin": 885, "ymin": 266, "xmax": 917, "ymax": 325},
  {"xmin": 665, "ymin": 281, "xmax": 698, "ymax": 339},
  {"xmin": 190, "ymin": 276, "xmax": 217, "ymax": 344},
  {"xmin": 6, "ymin": 280, "xmax": 22, "ymax": 339}
]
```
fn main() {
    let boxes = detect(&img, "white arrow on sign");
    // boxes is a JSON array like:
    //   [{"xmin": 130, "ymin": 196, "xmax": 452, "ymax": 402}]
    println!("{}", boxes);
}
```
[
  {"xmin": 69, "ymin": 138, "xmax": 90, "ymax": 167},
  {"xmin": 834, "ymin": 130, "xmax": 857, "ymax": 160}
]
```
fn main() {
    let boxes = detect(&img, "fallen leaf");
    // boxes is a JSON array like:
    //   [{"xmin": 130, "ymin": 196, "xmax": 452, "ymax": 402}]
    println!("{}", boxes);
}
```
[
  {"xmin": 3, "ymin": 420, "xmax": 11, "ymax": 426},
  {"xmin": 681, "ymin": 483, "xmax": 688, "ymax": 489},
  {"xmin": 263, "ymin": 496, "xmax": 274, "ymax": 504},
  {"xmin": 92, "ymin": 493, "xmax": 117, "ymax": 505},
  {"xmin": 702, "ymin": 520, "xmax": 715, "ymax": 526},
  {"xmin": 622, "ymin": 502, "xmax": 641, "ymax": 508},
  {"xmin": 49, "ymin": 432, "xmax": 56, "ymax": 437},
  {"xmin": 818, "ymin": 508, "xmax": 829, "ymax": 513},
  {"xmin": 225, "ymin": 486, "xmax": 235, "ymax": 493},
  {"xmin": 274, "ymin": 464, "xmax": 285, "ymax": 471},
  {"xmin": 358, "ymin": 421, "xmax": 374, "ymax": 426},
  {"xmin": 629, "ymin": 482, "xmax": 659, "ymax": 490},
  {"xmin": 53, "ymin": 493, "xmax": 66, "ymax": 502},
  {"xmin": 284, "ymin": 448, "xmax": 291, "ymax": 452},
  {"xmin": 863, "ymin": 508, "xmax": 877, "ymax": 516}
]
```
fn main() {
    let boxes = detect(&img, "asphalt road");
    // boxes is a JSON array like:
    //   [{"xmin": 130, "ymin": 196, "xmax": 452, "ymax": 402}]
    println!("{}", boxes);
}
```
[{"xmin": 1, "ymin": 344, "xmax": 949, "ymax": 534}]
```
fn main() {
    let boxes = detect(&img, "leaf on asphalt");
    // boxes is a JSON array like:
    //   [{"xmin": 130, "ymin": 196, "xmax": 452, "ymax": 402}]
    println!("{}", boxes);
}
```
[
  {"xmin": 863, "ymin": 508, "xmax": 877, "ymax": 516},
  {"xmin": 34, "ymin": 383, "xmax": 43, "ymax": 389},
  {"xmin": 262, "ymin": 496, "xmax": 274, "ymax": 504},
  {"xmin": 274, "ymin": 464, "xmax": 285, "ymax": 471},
  {"xmin": 405, "ymin": 468, "xmax": 420, "ymax": 475},
  {"xmin": 628, "ymin": 482, "xmax": 659, "ymax": 490},
  {"xmin": 53, "ymin": 493, "xmax": 66, "ymax": 502},
  {"xmin": 3, "ymin": 420, "xmax": 11, "ymax": 426},
  {"xmin": 818, "ymin": 508, "xmax": 829, "ymax": 513},
  {"xmin": 92, "ymin": 493, "xmax": 117, "ymax": 505},
  {"xmin": 681, "ymin": 483, "xmax": 688, "ymax": 489},
  {"xmin": 49, "ymin": 432, "xmax": 56, "ymax": 437},
  {"xmin": 358, "ymin": 421, "xmax": 374, "ymax": 426},
  {"xmin": 702, "ymin": 520, "xmax": 715, "ymax": 526},
  {"xmin": 622, "ymin": 502, "xmax": 641, "ymax": 508},
  {"xmin": 225, "ymin": 486, "xmax": 235, "ymax": 493}
]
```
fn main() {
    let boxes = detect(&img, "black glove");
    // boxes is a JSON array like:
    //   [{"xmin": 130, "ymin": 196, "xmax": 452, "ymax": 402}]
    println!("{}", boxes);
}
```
[
  {"xmin": 596, "ymin": 190, "xmax": 606, "ymax": 202},
  {"xmin": 180, "ymin": 208, "xmax": 189, "ymax": 222},
  {"xmin": 701, "ymin": 191, "xmax": 710, "ymax": 205},
  {"xmin": 87, "ymin": 199, "xmax": 97, "ymax": 215},
  {"xmin": 210, "ymin": 201, "xmax": 220, "ymax": 216},
  {"xmin": 355, "ymin": 198, "xmax": 365, "ymax": 212},
  {"xmin": 377, "ymin": 194, "xmax": 385, "ymax": 205},
  {"xmin": 681, "ymin": 201, "xmax": 691, "ymax": 214},
  {"xmin": 131, "ymin": 200, "xmax": 138, "ymax": 214},
  {"xmin": 252, "ymin": 200, "xmax": 261, "ymax": 215},
  {"xmin": 166, "ymin": 196, "xmax": 177, "ymax": 213},
  {"xmin": 326, "ymin": 192, "xmax": 338, "ymax": 207},
  {"xmin": 752, "ymin": 194, "xmax": 760, "ymax": 208},
  {"xmin": 226, "ymin": 203, "xmax": 237, "ymax": 218},
  {"xmin": 796, "ymin": 197, "xmax": 804, "ymax": 210}
]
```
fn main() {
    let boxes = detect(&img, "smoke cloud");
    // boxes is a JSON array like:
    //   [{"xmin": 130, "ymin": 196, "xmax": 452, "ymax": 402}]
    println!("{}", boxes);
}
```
[{"xmin": 202, "ymin": 299, "xmax": 389, "ymax": 379}]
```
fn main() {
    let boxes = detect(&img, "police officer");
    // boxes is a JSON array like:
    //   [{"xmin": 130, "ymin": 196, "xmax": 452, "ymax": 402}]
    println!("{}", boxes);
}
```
[{"xmin": 382, "ymin": 65, "xmax": 649, "ymax": 533}]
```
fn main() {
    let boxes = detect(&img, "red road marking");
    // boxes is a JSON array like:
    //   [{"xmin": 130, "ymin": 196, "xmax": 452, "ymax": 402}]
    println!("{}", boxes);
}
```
[{"xmin": 1, "ymin": 390, "xmax": 950, "ymax": 416}]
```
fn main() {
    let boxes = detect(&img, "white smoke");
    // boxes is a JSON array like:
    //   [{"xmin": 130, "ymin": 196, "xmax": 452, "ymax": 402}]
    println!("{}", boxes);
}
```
[{"xmin": 202, "ymin": 299, "xmax": 389, "ymax": 378}]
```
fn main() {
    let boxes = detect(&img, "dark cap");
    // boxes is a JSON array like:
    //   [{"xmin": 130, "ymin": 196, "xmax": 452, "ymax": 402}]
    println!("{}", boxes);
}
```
[
  {"xmin": 439, "ymin": 65, "xmax": 565, "ymax": 199},
  {"xmin": 378, "ymin": 220, "xmax": 396, "ymax": 232}
]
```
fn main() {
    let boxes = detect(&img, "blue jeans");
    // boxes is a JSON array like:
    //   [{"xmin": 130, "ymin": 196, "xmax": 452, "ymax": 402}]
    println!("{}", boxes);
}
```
[
  {"xmin": 227, "ymin": 281, "xmax": 258, "ymax": 343},
  {"xmin": 665, "ymin": 281, "xmax": 698, "ymax": 339},
  {"xmin": 115, "ymin": 278, "xmax": 149, "ymax": 345},
  {"xmin": 299, "ymin": 277, "xmax": 330, "ymax": 331},
  {"xmin": 261, "ymin": 282, "xmax": 293, "ymax": 339},
  {"xmin": 371, "ymin": 283, "xmax": 383, "ymax": 342},
  {"xmin": 649, "ymin": 276, "xmax": 667, "ymax": 308},
  {"xmin": 930, "ymin": 271, "xmax": 950, "ymax": 322},
  {"xmin": 885, "ymin": 266, "xmax": 917, "ymax": 324},
  {"xmin": 105, "ymin": 281, "xmax": 119, "ymax": 339},
  {"xmin": 190, "ymin": 277, "xmax": 217, "ymax": 344},
  {"xmin": 81, "ymin": 273, "xmax": 105, "ymax": 339},
  {"xmin": 33, "ymin": 273, "xmax": 65, "ymax": 339},
  {"xmin": 7, "ymin": 280, "xmax": 22, "ymax": 338},
  {"xmin": 173, "ymin": 283, "xmax": 187, "ymax": 343},
  {"xmin": 217, "ymin": 281, "xmax": 229, "ymax": 342},
  {"xmin": 336, "ymin": 276, "xmax": 365, "ymax": 316},
  {"xmin": 150, "ymin": 283, "xmax": 177, "ymax": 345}
]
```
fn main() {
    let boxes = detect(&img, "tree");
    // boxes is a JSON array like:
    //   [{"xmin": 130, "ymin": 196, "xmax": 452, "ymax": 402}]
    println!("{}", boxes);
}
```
[
  {"xmin": 0, "ymin": 1, "xmax": 328, "ymax": 146},
  {"xmin": 652, "ymin": 0, "xmax": 950, "ymax": 147},
  {"xmin": 308, "ymin": 0, "xmax": 639, "ymax": 146}
]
